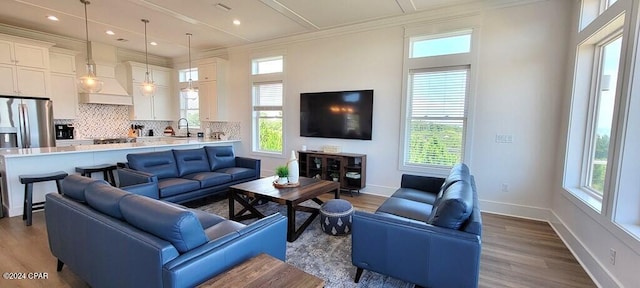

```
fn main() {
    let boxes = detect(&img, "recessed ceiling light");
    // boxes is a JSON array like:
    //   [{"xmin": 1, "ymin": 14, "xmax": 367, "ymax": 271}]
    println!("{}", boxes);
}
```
[
  {"xmin": 150, "ymin": 42, "xmax": 158, "ymax": 46},
  {"xmin": 233, "ymin": 19, "xmax": 241, "ymax": 25},
  {"xmin": 47, "ymin": 15, "xmax": 59, "ymax": 21},
  {"xmin": 106, "ymin": 30, "xmax": 115, "ymax": 35}
]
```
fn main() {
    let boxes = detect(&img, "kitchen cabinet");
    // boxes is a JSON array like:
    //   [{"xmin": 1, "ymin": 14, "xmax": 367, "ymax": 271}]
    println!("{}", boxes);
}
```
[
  {"xmin": 49, "ymin": 48, "xmax": 78, "ymax": 119},
  {"xmin": 0, "ymin": 36, "xmax": 52, "ymax": 97},
  {"xmin": 118, "ymin": 61, "xmax": 175, "ymax": 121},
  {"xmin": 197, "ymin": 58, "xmax": 228, "ymax": 122}
]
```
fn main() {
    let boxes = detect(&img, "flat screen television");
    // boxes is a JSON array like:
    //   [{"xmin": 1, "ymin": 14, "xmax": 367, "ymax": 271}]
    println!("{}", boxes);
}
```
[{"xmin": 300, "ymin": 89, "xmax": 373, "ymax": 140}]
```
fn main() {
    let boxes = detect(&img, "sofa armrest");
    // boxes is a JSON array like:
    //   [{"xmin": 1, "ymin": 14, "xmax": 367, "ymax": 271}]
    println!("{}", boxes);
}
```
[
  {"xmin": 236, "ymin": 157, "xmax": 261, "ymax": 174},
  {"xmin": 400, "ymin": 174, "xmax": 445, "ymax": 192},
  {"xmin": 120, "ymin": 182, "xmax": 160, "ymax": 199},
  {"xmin": 118, "ymin": 168, "xmax": 158, "ymax": 186},
  {"xmin": 352, "ymin": 210, "xmax": 481, "ymax": 288},
  {"xmin": 162, "ymin": 213, "xmax": 286, "ymax": 288}
]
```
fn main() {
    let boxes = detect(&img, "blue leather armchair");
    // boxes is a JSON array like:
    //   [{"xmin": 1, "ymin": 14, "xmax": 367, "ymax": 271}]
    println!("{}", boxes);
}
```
[
  {"xmin": 352, "ymin": 164, "xmax": 482, "ymax": 288},
  {"xmin": 46, "ymin": 175, "xmax": 286, "ymax": 288},
  {"xmin": 118, "ymin": 145, "xmax": 260, "ymax": 203}
]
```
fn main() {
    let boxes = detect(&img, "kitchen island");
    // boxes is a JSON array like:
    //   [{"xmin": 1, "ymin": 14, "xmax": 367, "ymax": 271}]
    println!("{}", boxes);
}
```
[{"xmin": 0, "ymin": 138, "xmax": 239, "ymax": 217}]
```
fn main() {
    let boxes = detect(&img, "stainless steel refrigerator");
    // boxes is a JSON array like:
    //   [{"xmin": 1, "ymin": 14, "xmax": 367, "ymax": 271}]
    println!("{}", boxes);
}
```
[{"xmin": 0, "ymin": 96, "xmax": 56, "ymax": 148}]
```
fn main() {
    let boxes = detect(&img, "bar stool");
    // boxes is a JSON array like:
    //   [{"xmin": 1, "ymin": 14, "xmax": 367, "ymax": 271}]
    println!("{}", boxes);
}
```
[
  {"xmin": 19, "ymin": 171, "xmax": 68, "ymax": 226},
  {"xmin": 76, "ymin": 164, "xmax": 118, "ymax": 186}
]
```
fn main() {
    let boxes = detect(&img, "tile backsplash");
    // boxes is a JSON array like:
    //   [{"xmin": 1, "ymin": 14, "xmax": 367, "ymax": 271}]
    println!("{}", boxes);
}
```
[{"xmin": 54, "ymin": 104, "xmax": 241, "ymax": 140}]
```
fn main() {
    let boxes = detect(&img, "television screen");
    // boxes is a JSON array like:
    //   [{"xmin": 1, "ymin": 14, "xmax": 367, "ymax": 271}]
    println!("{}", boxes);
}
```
[{"xmin": 300, "ymin": 90, "xmax": 373, "ymax": 140}]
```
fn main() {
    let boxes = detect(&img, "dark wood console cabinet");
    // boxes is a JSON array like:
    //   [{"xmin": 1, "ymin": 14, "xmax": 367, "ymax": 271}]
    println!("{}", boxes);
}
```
[{"xmin": 297, "ymin": 151, "xmax": 366, "ymax": 194}]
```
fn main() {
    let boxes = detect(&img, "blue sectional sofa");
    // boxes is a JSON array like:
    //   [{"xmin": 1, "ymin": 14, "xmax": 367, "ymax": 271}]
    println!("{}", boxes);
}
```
[
  {"xmin": 118, "ymin": 145, "xmax": 260, "ymax": 203},
  {"xmin": 351, "ymin": 163, "xmax": 482, "ymax": 288},
  {"xmin": 45, "ymin": 174, "xmax": 286, "ymax": 288}
]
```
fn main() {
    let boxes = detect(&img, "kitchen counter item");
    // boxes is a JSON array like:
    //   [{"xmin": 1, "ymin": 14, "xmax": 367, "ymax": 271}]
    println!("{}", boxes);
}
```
[{"xmin": 164, "ymin": 126, "xmax": 175, "ymax": 136}]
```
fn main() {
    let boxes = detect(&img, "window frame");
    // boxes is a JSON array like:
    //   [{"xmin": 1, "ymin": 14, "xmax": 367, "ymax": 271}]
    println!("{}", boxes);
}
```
[
  {"xmin": 178, "ymin": 68, "xmax": 200, "ymax": 128},
  {"xmin": 399, "ymin": 27, "xmax": 478, "ymax": 176},
  {"xmin": 251, "ymin": 55, "xmax": 285, "ymax": 156}
]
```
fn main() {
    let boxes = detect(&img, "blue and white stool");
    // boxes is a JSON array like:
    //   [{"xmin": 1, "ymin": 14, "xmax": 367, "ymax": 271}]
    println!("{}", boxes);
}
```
[{"xmin": 320, "ymin": 199, "xmax": 354, "ymax": 236}]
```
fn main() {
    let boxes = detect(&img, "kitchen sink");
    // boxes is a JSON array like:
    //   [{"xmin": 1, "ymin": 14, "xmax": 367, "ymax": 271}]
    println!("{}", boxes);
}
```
[{"xmin": 171, "ymin": 135, "xmax": 191, "ymax": 138}]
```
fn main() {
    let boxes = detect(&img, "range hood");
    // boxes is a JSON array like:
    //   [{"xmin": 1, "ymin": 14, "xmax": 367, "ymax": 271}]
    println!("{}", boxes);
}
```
[{"xmin": 78, "ymin": 42, "xmax": 132, "ymax": 105}]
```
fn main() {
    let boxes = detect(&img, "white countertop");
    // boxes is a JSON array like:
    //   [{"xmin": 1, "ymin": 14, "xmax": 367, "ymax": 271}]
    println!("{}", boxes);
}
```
[{"xmin": 0, "ymin": 138, "xmax": 238, "ymax": 158}]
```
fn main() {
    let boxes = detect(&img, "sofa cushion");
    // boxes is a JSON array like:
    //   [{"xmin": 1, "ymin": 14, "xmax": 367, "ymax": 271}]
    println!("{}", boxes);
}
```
[
  {"xmin": 433, "ymin": 163, "xmax": 470, "ymax": 208},
  {"xmin": 85, "ymin": 182, "xmax": 131, "ymax": 219},
  {"xmin": 204, "ymin": 220, "xmax": 246, "ymax": 240},
  {"xmin": 62, "ymin": 175, "xmax": 108, "ymax": 202},
  {"xmin": 427, "ymin": 181, "xmax": 473, "ymax": 230},
  {"xmin": 214, "ymin": 167, "xmax": 256, "ymax": 181},
  {"xmin": 158, "ymin": 178, "xmax": 201, "ymax": 198},
  {"xmin": 182, "ymin": 172, "xmax": 232, "ymax": 188},
  {"xmin": 119, "ymin": 194, "xmax": 207, "ymax": 253},
  {"xmin": 376, "ymin": 197, "xmax": 433, "ymax": 223},
  {"xmin": 205, "ymin": 146, "xmax": 236, "ymax": 171},
  {"xmin": 127, "ymin": 150, "xmax": 179, "ymax": 179},
  {"xmin": 391, "ymin": 188, "xmax": 438, "ymax": 205},
  {"xmin": 173, "ymin": 148, "xmax": 211, "ymax": 177}
]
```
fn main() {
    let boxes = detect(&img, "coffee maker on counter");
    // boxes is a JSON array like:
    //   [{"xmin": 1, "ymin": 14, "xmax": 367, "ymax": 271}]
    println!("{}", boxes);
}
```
[{"xmin": 55, "ymin": 124, "xmax": 74, "ymax": 140}]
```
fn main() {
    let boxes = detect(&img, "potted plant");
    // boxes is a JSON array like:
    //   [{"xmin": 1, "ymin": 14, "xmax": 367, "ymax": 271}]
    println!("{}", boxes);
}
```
[
  {"xmin": 330, "ymin": 172, "xmax": 339, "ymax": 182},
  {"xmin": 275, "ymin": 165, "xmax": 289, "ymax": 184},
  {"xmin": 314, "ymin": 158, "xmax": 321, "ymax": 168}
]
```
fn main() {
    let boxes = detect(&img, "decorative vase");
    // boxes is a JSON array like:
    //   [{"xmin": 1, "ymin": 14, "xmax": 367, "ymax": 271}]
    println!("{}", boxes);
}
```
[
  {"xmin": 287, "ymin": 150, "xmax": 300, "ymax": 184},
  {"xmin": 277, "ymin": 177, "xmax": 288, "ymax": 184}
]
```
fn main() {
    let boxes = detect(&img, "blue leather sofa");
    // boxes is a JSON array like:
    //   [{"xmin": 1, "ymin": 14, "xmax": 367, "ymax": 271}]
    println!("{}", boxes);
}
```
[
  {"xmin": 45, "ymin": 174, "xmax": 286, "ymax": 288},
  {"xmin": 351, "ymin": 163, "xmax": 482, "ymax": 288},
  {"xmin": 118, "ymin": 145, "xmax": 260, "ymax": 203}
]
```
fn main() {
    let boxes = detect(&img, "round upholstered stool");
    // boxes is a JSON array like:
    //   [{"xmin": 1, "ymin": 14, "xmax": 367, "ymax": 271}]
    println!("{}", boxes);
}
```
[
  {"xmin": 76, "ymin": 164, "xmax": 117, "ymax": 186},
  {"xmin": 19, "ymin": 171, "xmax": 68, "ymax": 226},
  {"xmin": 320, "ymin": 199, "xmax": 354, "ymax": 236}
]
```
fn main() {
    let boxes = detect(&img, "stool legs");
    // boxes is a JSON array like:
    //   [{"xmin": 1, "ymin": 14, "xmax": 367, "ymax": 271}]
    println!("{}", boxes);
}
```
[{"xmin": 23, "ymin": 183, "xmax": 33, "ymax": 226}]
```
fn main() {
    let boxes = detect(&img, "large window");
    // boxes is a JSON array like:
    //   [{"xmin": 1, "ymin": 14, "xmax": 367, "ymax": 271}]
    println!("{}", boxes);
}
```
[
  {"xmin": 401, "ymin": 30, "xmax": 474, "ymax": 173},
  {"xmin": 252, "ymin": 56, "xmax": 284, "ymax": 154}
]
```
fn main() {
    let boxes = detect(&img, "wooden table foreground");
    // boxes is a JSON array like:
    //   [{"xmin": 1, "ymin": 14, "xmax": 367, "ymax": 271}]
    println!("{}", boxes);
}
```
[{"xmin": 197, "ymin": 253, "xmax": 324, "ymax": 288}]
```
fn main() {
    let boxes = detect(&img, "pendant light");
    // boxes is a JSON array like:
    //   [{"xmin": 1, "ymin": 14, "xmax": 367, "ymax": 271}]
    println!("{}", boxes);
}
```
[
  {"xmin": 140, "ymin": 19, "xmax": 156, "ymax": 96},
  {"xmin": 78, "ymin": 0, "xmax": 103, "ymax": 93},
  {"xmin": 181, "ymin": 33, "xmax": 198, "ymax": 93}
]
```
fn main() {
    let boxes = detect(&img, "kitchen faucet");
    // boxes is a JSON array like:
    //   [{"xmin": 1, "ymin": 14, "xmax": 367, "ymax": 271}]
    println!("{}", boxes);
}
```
[{"xmin": 177, "ymin": 118, "xmax": 191, "ymax": 137}]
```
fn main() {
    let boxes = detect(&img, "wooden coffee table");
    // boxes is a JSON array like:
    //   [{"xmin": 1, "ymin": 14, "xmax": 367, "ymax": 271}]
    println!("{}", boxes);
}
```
[
  {"xmin": 229, "ymin": 177, "xmax": 340, "ymax": 242},
  {"xmin": 197, "ymin": 253, "xmax": 324, "ymax": 288}
]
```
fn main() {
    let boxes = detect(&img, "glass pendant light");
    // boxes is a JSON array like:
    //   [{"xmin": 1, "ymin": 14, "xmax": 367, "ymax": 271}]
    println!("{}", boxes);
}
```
[
  {"xmin": 181, "ymin": 33, "xmax": 198, "ymax": 93},
  {"xmin": 140, "ymin": 19, "xmax": 156, "ymax": 96},
  {"xmin": 78, "ymin": 0, "xmax": 103, "ymax": 93}
]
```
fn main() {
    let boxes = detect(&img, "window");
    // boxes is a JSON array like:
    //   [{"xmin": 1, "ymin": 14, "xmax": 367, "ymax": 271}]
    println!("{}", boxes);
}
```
[
  {"xmin": 401, "ymin": 30, "xmax": 474, "ymax": 173},
  {"xmin": 252, "ymin": 56, "xmax": 284, "ymax": 154},
  {"xmin": 178, "ymin": 68, "xmax": 200, "ymax": 127},
  {"xmin": 586, "ymin": 36, "xmax": 622, "ymax": 195}
]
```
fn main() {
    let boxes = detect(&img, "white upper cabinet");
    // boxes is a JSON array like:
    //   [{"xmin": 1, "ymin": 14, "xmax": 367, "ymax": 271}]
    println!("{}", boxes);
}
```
[
  {"xmin": 197, "ymin": 58, "xmax": 228, "ymax": 122},
  {"xmin": 49, "ymin": 48, "xmax": 78, "ymax": 119},
  {"xmin": 0, "ymin": 35, "xmax": 53, "ymax": 97},
  {"xmin": 118, "ymin": 61, "xmax": 175, "ymax": 121}
]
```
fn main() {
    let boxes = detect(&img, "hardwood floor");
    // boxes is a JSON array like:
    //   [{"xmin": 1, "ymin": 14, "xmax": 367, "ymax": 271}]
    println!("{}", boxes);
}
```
[{"xmin": 0, "ymin": 193, "xmax": 595, "ymax": 287}]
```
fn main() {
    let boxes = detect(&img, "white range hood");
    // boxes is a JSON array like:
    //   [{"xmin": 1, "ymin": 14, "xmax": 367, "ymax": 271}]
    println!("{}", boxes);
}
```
[{"xmin": 78, "ymin": 42, "xmax": 132, "ymax": 105}]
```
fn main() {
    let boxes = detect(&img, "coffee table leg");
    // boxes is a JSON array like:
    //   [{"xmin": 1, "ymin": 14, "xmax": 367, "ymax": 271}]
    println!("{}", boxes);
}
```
[
  {"xmin": 287, "ymin": 202, "xmax": 295, "ymax": 242},
  {"xmin": 228, "ymin": 191, "xmax": 235, "ymax": 219}
]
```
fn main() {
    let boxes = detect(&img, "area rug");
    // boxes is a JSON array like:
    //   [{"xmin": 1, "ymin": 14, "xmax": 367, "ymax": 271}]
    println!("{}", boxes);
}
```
[{"xmin": 193, "ymin": 198, "xmax": 414, "ymax": 288}]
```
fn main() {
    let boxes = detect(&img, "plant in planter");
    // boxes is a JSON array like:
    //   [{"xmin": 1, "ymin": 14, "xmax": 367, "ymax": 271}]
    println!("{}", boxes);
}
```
[
  {"xmin": 275, "ymin": 165, "xmax": 289, "ymax": 184},
  {"xmin": 330, "ymin": 173, "xmax": 340, "ymax": 182},
  {"xmin": 314, "ymin": 158, "xmax": 321, "ymax": 168}
]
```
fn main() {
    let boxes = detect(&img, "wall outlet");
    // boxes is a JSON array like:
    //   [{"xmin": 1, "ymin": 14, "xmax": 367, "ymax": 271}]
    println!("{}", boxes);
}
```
[
  {"xmin": 609, "ymin": 248, "xmax": 616, "ymax": 265},
  {"xmin": 501, "ymin": 183, "xmax": 509, "ymax": 193}
]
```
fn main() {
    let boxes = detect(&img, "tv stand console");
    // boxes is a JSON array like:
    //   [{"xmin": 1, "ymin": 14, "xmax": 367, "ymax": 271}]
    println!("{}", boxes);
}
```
[{"xmin": 297, "ymin": 151, "xmax": 366, "ymax": 195}]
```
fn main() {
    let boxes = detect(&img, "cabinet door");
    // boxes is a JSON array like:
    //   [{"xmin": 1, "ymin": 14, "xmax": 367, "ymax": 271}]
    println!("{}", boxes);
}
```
[
  {"xmin": 16, "ymin": 67, "xmax": 47, "ymax": 97},
  {"xmin": 199, "ymin": 62, "xmax": 216, "ymax": 82},
  {"xmin": 49, "ymin": 52, "xmax": 76, "ymax": 74},
  {"xmin": 152, "ymin": 85, "xmax": 174, "ymax": 120},
  {"xmin": 130, "ymin": 65, "xmax": 147, "ymax": 83},
  {"xmin": 152, "ymin": 69, "xmax": 170, "ymax": 86},
  {"xmin": 130, "ymin": 87, "xmax": 154, "ymax": 120},
  {"xmin": 13, "ymin": 43, "xmax": 48, "ymax": 69},
  {"xmin": 0, "ymin": 40, "xmax": 13, "ymax": 65},
  {"xmin": 198, "ymin": 81, "xmax": 213, "ymax": 121},
  {"xmin": 50, "ymin": 73, "xmax": 78, "ymax": 119},
  {"xmin": 0, "ymin": 64, "xmax": 17, "ymax": 95}
]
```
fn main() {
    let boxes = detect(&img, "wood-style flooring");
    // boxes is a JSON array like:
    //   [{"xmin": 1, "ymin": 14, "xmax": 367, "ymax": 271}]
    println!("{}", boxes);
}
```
[{"xmin": 0, "ymin": 192, "xmax": 595, "ymax": 287}]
